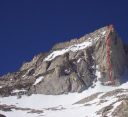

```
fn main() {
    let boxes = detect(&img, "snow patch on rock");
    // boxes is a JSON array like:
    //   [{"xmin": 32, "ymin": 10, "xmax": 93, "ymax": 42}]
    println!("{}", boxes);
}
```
[
  {"xmin": 43, "ymin": 29, "xmax": 108, "ymax": 62},
  {"xmin": 12, "ymin": 89, "xmax": 27, "ymax": 93},
  {"xmin": 33, "ymin": 76, "xmax": 44, "ymax": 85}
]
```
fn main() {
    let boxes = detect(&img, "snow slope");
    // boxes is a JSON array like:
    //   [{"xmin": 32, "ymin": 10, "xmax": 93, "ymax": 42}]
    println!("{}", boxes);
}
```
[
  {"xmin": 0, "ymin": 64, "xmax": 128, "ymax": 117},
  {"xmin": 0, "ymin": 79, "xmax": 128, "ymax": 117}
]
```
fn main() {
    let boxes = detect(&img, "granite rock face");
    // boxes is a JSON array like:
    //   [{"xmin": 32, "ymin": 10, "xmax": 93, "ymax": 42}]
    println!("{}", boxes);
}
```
[{"xmin": 0, "ymin": 25, "xmax": 127, "ymax": 95}]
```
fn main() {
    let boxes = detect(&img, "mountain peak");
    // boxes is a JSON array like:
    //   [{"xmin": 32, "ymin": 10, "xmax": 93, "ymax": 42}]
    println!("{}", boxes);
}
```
[
  {"xmin": 52, "ymin": 24, "xmax": 116, "ymax": 51},
  {"xmin": 0, "ymin": 25, "xmax": 128, "ymax": 117},
  {"xmin": 0, "ymin": 25, "xmax": 127, "ymax": 95}
]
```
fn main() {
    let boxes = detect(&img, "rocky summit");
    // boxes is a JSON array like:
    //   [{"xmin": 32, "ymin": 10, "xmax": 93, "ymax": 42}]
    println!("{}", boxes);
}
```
[{"xmin": 0, "ymin": 25, "xmax": 128, "ymax": 117}]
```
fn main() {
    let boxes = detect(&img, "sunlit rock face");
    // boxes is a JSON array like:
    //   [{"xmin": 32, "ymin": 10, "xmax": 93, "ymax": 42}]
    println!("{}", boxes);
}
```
[{"xmin": 0, "ymin": 25, "xmax": 127, "ymax": 95}]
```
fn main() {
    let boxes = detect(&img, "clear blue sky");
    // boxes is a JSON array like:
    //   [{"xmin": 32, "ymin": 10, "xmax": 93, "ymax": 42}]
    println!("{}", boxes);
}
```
[{"xmin": 0, "ymin": 0, "xmax": 128, "ymax": 76}]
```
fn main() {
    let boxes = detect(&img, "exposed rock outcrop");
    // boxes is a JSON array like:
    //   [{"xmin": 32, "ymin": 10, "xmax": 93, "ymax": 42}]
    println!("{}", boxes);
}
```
[
  {"xmin": 112, "ymin": 99, "xmax": 128, "ymax": 117},
  {"xmin": 0, "ymin": 25, "xmax": 127, "ymax": 95}
]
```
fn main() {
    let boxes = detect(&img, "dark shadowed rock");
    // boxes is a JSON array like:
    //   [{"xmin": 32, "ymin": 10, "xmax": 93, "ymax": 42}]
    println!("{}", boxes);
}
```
[{"xmin": 0, "ymin": 114, "xmax": 6, "ymax": 117}]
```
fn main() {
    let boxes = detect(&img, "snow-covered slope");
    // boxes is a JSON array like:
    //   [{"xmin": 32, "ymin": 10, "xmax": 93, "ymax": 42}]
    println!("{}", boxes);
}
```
[
  {"xmin": 0, "ymin": 81, "xmax": 128, "ymax": 117},
  {"xmin": 0, "ymin": 69, "xmax": 128, "ymax": 117}
]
